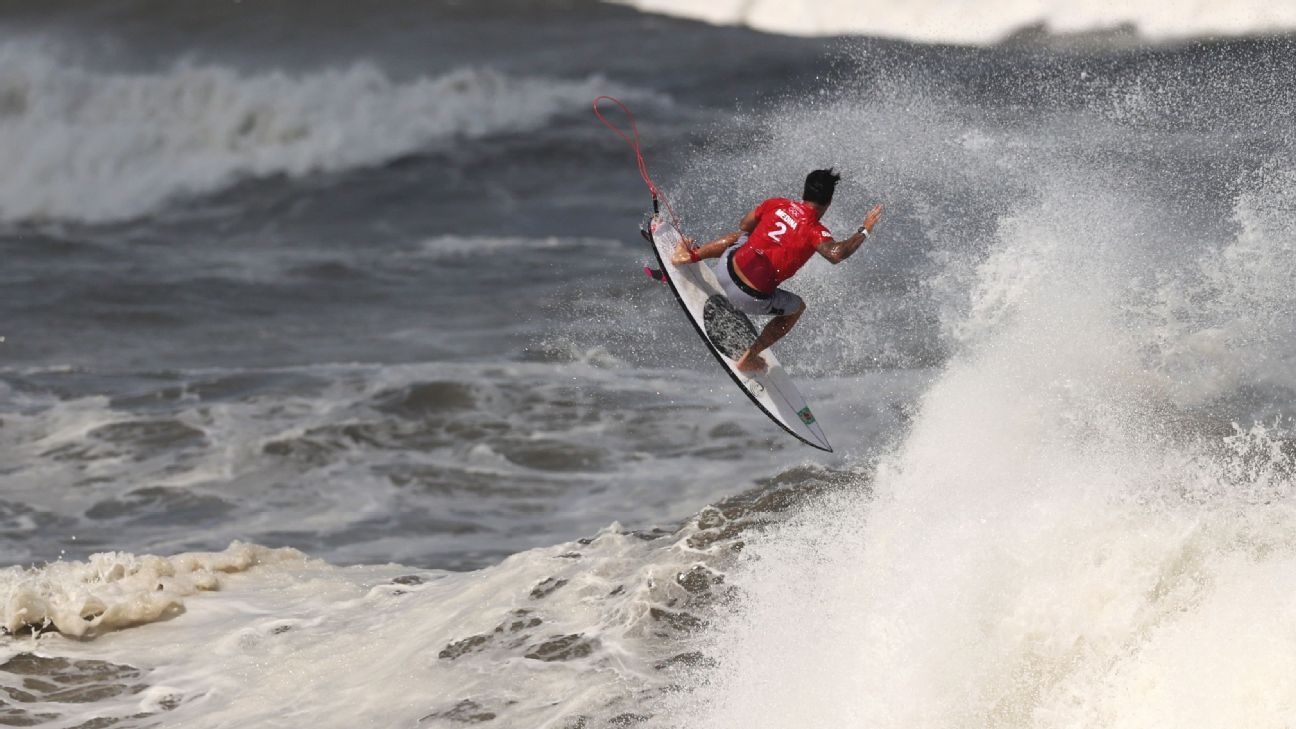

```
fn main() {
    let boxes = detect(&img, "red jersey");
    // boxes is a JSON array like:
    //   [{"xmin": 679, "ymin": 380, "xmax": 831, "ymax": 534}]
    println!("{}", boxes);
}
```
[{"xmin": 733, "ymin": 198, "xmax": 832, "ymax": 293}]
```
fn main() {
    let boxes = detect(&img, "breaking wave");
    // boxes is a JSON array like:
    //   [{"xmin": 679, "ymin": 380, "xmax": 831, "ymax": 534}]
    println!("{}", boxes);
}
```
[
  {"xmin": 674, "ymin": 144, "xmax": 1296, "ymax": 728},
  {"xmin": 0, "ymin": 43, "xmax": 634, "ymax": 223},
  {"xmin": 610, "ymin": 0, "xmax": 1296, "ymax": 44}
]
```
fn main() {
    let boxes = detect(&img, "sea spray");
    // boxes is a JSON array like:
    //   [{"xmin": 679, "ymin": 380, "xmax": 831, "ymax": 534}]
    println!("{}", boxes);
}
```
[{"xmin": 676, "ymin": 150, "xmax": 1296, "ymax": 729}]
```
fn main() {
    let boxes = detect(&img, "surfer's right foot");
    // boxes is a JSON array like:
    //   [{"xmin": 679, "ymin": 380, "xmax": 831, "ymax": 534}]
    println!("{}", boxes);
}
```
[{"xmin": 735, "ymin": 351, "xmax": 767, "ymax": 373}]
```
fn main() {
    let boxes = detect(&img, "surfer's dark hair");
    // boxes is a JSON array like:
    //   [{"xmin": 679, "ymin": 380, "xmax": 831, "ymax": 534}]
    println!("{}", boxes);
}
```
[{"xmin": 803, "ymin": 168, "xmax": 840, "ymax": 205}]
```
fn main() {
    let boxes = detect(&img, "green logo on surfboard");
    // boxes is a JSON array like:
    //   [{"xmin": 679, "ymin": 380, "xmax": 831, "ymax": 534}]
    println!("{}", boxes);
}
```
[{"xmin": 798, "ymin": 407, "xmax": 816, "ymax": 425}]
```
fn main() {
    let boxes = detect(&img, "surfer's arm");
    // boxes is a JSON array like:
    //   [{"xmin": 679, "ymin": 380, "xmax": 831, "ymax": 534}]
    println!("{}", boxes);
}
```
[
  {"xmin": 816, "ymin": 230, "xmax": 868, "ymax": 264},
  {"xmin": 670, "ymin": 204, "xmax": 760, "ymax": 265},
  {"xmin": 671, "ymin": 231, "xmax": 742, "ymax": 265},
  {"xmin": 816, "ymin": 204, "xmax": 883, "ymax": 264}
]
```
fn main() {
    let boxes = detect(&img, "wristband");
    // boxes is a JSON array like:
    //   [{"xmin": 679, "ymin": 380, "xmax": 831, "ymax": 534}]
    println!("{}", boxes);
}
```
[
  {"xmin": 688, "ymin": 247, "xmax": 701, "ymax": 263},
  {"xmin": 855, "ymin": 226, "xmax": 870, "ymax": 240}
]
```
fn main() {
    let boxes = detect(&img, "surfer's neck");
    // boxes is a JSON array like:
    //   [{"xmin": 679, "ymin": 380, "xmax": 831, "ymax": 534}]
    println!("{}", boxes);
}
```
[{"xmin": 800, "ymin": 200, "xmax": 828, "ymax": 220}]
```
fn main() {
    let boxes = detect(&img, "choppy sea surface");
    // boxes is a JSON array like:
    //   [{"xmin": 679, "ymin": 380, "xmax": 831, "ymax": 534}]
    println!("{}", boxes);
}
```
[{"xmin": 3, "ymin": 1, "xmax": 1296, "ymax": 727}]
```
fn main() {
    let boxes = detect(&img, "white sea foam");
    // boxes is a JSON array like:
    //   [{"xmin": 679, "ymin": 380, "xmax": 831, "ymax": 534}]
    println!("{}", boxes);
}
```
[
  {"xmin": 0, "ymin": 543, "xmax": 303, "ymax": 637},
  {"xmin": 610, "ymin": 0, "xmax": 1296, "ymax": 44},
  {"xmin": 0, "ymin": 526, "xmax": 722, "ymax": 727},
  {"xmin": 0, "ymin": 42, "xmax": 630, "ymax": 224}
]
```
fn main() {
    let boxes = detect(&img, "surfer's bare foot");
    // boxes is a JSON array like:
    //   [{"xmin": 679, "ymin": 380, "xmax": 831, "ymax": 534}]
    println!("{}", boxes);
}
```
[
  {"xmin": 670, "ymin": 237, "xmax": 696, "ymax": 265},
  {"xmin": 735, "ymin": 351, "xmax": 767, "ymax": 373}
]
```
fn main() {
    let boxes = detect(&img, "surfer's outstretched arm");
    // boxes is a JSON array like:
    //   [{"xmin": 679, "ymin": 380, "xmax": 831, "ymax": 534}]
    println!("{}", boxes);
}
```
[
  {"xmin": 817, "ymin": 204, "xmax": 884, "ymax": 264},
  {"xmin": 671, "ymin": 230, "xmax": 742, "ymax": 265}
]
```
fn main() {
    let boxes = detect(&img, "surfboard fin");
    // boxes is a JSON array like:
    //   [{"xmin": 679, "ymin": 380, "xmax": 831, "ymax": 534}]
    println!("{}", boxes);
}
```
[{"xmin": 643, "ymin": 266, "xmax": 668, "ymax": 283}]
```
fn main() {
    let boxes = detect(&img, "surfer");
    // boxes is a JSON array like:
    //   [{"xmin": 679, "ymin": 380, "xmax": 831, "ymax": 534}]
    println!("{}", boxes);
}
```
[{"xmin": 671, "ymin": 169, "xmax": 883, "ymax": 373}]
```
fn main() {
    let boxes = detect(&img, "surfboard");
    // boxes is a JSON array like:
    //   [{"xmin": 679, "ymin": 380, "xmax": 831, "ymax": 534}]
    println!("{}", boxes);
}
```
[{"xmin": 644, "ymin": 215, "xmax": 832, "ymax": 452}]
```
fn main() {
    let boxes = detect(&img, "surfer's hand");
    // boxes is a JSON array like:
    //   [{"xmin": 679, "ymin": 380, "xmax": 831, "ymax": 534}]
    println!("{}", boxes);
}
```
[
  {"xmin": 670, "ymin": 238, "xmax": 696, "ymax": 265},
  {"xmin": 861, "ymin": 204, "xmax": 884, "ymax": 233}
]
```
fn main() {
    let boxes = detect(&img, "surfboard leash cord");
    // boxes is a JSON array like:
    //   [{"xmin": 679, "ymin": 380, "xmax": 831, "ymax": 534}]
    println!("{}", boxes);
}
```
[{"xmin": 592, "ymin": 95, "xmax": 682, "ymax": 231}]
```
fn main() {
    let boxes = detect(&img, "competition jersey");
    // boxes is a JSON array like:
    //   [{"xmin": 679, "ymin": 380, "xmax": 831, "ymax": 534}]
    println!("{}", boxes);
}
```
[{"xmin": 732, "ymin": 198, "xmax": 832, "ymax": 292}]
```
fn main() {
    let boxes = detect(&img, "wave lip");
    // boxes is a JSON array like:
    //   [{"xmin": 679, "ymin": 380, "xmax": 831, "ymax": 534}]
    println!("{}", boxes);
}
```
[
  {"xmin": 0, "ymin": 44, "xmax": 624, "ymax": 224},
  {"xmin": 608, "ymin": 0, "xmax": 1296, "ymax": 44}
]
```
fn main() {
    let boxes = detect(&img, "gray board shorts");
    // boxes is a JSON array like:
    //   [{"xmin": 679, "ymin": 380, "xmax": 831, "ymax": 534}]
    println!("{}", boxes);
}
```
[{"xmin": 710, "ymin": 242, "xmax": 803, "ymax": 317}]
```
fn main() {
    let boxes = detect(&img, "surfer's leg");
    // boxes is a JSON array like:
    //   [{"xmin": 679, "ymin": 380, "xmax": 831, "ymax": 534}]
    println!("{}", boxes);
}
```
[{"xmin": 736, "ymin": 292, "xmax": 805, "ymax": 373}]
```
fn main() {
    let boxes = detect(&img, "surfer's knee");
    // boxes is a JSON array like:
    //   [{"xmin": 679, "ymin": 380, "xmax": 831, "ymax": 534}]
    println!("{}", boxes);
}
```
[{"xmin": 768, "ymin": 291, "xmax": 804, "ymax": 318}]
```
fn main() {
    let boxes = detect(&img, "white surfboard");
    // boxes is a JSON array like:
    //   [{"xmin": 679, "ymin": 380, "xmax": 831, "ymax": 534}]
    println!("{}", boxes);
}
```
[{"xmin": 645, "ymin": 215, "xmax": 832, "ymax": 452}]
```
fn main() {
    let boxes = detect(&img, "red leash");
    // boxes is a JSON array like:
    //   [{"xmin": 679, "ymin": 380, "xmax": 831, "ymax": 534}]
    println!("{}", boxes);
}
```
[{"xmin": 592, "ymin": 95, "xmax": 680, "ymax": 229}]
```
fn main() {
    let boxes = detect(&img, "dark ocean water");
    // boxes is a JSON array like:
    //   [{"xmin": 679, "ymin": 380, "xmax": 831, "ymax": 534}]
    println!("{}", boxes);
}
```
[
  {"xmin": 0, "ymin": 0, "xmax": 940, "ymax": 572},
  {"xmin": 2, "ymin": 2, "xmax": 1296, "ymax": 727}
]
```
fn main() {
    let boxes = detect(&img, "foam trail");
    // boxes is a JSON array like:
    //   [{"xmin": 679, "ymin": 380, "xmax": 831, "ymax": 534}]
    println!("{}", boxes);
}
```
[
  {"xmin": 0, "ymin": 43, "xmax": 631, "ymax": 223},
  {"xmin": 610, "ymin": 0, "xmax": 1296, "ymax": 44}
]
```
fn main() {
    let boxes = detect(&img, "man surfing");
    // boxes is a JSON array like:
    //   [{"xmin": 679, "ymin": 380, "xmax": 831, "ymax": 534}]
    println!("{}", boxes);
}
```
[{"xmin": 671, "ymin": 169, "xmax": 884, "ymax": 373}]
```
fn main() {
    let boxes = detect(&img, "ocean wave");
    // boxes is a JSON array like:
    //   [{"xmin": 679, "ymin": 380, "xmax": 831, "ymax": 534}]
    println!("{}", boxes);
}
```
[
  {"xmin": 0, "ymin": 43, "xmax": 636, "ymax": 224},
  {"xmin": 0, "ymin": 464, "xmax": 866, "ymax": 727},
  {"xmin": 608, "ymin": 0, "xmax": 1296, "ymax": 44},
  {"xmin": 1, "ymin": 358, "xmax": 847, "ymax": 569},
  {"xmin": 671, "ymin": 138, "xmax": 1296, "ymax": 727}
]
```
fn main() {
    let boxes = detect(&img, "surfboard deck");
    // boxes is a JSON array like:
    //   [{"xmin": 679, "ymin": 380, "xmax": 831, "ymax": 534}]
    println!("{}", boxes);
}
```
[{"xmin": 644, "ymin": 215, "xmax": 832, "ymax": 452}]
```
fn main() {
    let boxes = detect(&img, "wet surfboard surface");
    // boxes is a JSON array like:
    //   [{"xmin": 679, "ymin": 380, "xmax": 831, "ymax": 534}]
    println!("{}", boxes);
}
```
[{"xmin": 644, "ymin": 215, "xmax": 831, "ymax": 451}]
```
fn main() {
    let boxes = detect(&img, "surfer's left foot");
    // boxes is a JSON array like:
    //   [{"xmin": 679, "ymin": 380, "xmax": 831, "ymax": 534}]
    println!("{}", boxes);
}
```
[{"xmin": 735, "ymin": 351, "xmax": 767, "ymax": 373}]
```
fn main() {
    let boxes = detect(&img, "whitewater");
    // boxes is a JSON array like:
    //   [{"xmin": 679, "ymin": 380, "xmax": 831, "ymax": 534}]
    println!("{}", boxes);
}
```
[
  {"xmin": 612, "ymin": 0, "xmax": 1296, "ymax": 44},
  {"xmin": 3, "ymin": 1, "xmax": 1296, "ymax": 727}
]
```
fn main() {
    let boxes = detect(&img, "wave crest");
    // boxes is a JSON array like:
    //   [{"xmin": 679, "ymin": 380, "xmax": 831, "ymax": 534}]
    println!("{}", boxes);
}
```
[
  {"xmin": 609, "ymin": 0, "xmax": 1296, "ymax": 44},
  {"xmin": 0, "ymin": 44, "xmax": 622, "ymax": 223}
]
